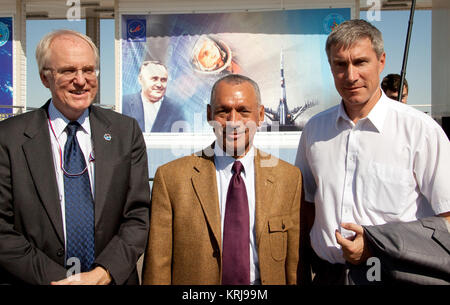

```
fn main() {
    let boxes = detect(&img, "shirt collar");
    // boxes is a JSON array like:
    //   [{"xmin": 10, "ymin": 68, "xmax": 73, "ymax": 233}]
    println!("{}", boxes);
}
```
[
  {"xmin": 141, "ymin": 91, "xmax": 164, "ymax": 107},
  {"xmin": 335, "ymin": 88, "xmax": 388, "ymax": 133},
  {"xmin": 213, "ymin": 141, "xmax": 255, "ymax": 177},
  {"xmin": 365, "ymin": 90, "xmax": 389, "ymax": 133},
  {"xmin": 48, "ymin": 100, "xmax": 91, "ymax": 138},
  {"xmin": 335, "ymin": 102, "xmax": 352, "ymax": 130}
]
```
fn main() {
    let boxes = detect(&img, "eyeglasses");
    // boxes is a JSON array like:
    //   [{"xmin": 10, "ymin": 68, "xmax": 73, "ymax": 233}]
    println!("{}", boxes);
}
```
[{"xmin": 44, "ymin": 66, "xmax": 99, "ymax": 81}]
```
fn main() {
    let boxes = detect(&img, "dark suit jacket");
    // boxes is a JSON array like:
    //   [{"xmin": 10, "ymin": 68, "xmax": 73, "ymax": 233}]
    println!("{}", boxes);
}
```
[
  {"xmin": 361, "ymin": 217, "xmax": 450, "ymax": 285},
  {"xmin": 142, "ymin": 145, "xmax": 303, "ymax": 285},
  {"xmin": 0, "ymin": 101, "xmax": 150, "ymax": 285},
  {"xmin": 122, "ymin": 92, "xmax": 188, "ymax": 132}
]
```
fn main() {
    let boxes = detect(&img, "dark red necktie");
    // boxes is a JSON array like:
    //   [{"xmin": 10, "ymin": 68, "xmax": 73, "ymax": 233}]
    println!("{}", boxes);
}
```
[{"xmin": 222, "ymin": 161, "xmax": 250, "ymax": 285}]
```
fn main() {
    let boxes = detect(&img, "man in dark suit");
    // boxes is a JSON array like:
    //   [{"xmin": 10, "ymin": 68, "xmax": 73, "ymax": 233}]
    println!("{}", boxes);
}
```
[
  {"xmin": 142, "ymin": 74, "xmax": 304, "ymax": 285},
  {"xmin": 0, "ymin": 30, "xmax": 150, "ymax": 285},
  {"xmin": 122, "ymin": 61, "xmax": 187, "ymax": 133}
]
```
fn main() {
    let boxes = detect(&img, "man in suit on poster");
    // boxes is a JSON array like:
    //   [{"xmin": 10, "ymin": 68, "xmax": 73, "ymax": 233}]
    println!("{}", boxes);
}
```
[
  {"xmin": 0, "ymin": 30, "xmax": 150, "ymax": 285},
  {"xmin": 142, "ymin": 74, "xmax": 304, "ymax": 285},
  {"xmin": 122, "ymin": 60, "xmax": 188, "ymax": 133}
]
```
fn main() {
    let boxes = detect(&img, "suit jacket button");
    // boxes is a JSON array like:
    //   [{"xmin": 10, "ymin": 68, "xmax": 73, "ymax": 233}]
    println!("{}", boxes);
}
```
[
  {"xmin": 57, "ymin": 248, "xmax": 65, "ymax": 257},
  {"xmin": 212, "ymin": 250, "xmax": 219, "ymax": 258}
]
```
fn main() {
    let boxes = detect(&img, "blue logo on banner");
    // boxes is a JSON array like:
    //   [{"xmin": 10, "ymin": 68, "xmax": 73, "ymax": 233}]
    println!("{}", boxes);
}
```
[
  {"xmin": 323, "ymin": 13, "xmax": 345, "ymax": 34},
  {"xmin": 127, "ymin": 19, "xmax": 146, "ymax": 42},
  {"xmin": 0, "ymin": 22, "xmax": 10, "ymax": 47}
]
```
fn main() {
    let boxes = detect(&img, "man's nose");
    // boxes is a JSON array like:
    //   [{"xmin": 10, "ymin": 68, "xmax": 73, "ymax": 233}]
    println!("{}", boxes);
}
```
[
  {"xmin": 345, "ymin": 64, "xmax": 358, "ymax": 82},
  {"xmin": 153, "ymin": 79, "xmax": 163, "ymax": 87},
  {"xmin": 73, "ymin": 70, "xmax": 87, "ymax": 85},
  {"xmin": 226, "ymin": 110, "xmax": 240, "ymax": 123}
]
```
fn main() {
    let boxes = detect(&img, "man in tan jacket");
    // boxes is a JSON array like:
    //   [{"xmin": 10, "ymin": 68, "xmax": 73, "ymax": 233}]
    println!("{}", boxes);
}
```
[{"xmin": 142, "ymin": 74, "xmax": 303, "ymax": 285}]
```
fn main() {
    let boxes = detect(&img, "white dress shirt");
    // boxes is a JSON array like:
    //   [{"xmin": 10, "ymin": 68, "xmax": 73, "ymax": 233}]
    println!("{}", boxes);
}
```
[
  {"xmin": 214, "ymin": 143, "xmax": 260, "ymax": 284},
  {"xmin": 141, "ymin": 91, "xmax": 162, "ymax": 133},
  {"xmin": 295, "ymin": 90, "xmax": 450, "ymax": 264},
  {"xmin": 48, "ymin": 101, "xmax": 95, "ymax": 246}
]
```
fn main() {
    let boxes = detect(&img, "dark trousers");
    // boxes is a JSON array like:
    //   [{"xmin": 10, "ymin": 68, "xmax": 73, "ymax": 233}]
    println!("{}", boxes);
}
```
[{"xmin": 311, "ymin": 251, "xmax": 347, "ymax": 285}]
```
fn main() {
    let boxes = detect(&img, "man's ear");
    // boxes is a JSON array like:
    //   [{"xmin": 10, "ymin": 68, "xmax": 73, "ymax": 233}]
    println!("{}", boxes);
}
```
[
  {"xmin": 378, "ymin": 52, "xmax": 386, "ymax": 74},
  {"xmin": 40, "ymin": 72, "xmax": 50, "ymax": 89},
  {"xmin": 257, "ymin": 105, "xmax": 265, "ymax": 127}
]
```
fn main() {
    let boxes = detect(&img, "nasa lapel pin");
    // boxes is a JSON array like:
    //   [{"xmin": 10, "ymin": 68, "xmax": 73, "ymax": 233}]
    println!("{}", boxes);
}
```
[{"xmin": 104, "ymin": 133, "xmax": 112, "ymax": 141}]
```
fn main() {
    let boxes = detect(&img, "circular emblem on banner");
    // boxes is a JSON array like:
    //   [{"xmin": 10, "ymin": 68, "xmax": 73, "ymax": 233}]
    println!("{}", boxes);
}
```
[
  {"xmin": 323, "ymin": 13, "xmax": 345, "ymax": 34},
  {"xmin": 0, "ymin": 22, "xmax": 10, "ymax": 47},
  {"xmin": 127, "ymin": 19, "xmax": 146, "ymax": 41}
]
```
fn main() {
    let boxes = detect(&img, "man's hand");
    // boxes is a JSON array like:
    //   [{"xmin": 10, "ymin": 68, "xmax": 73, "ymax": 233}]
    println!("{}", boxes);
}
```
[
  {"xmin": 439, "ymin": 212, "xmax": 450, "ymax": 224},
  {"xmin": 51, "ymin": 266, "xmax": 112, "ymax": 285},
  {"xmin": 335, "ymin": 223, "xmax": 371, "ymax": 265}
]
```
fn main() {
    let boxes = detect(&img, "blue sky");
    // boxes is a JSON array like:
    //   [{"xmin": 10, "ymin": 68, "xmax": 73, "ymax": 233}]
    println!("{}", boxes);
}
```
[
  {"xmin": 363, "ymin": 10, "xmax": 431, "ymax": 113},
  {"xmin": 25, "ymin": 9, "xmax": 431, "ymax": 112}
]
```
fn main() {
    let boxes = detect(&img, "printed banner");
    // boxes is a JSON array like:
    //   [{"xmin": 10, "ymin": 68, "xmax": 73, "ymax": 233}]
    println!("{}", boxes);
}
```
[
  {"xmin": 0, "ymin": 17, "xmax": 13, "ymax": 121},
  {"xmin": 121, "ymin": 9, "xmax": 350, "ymax": 133}
]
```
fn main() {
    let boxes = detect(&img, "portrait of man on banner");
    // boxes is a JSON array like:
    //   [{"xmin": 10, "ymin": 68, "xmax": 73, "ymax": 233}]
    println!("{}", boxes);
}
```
[{"xmin": 122, "ymin": 60, "xmax": 188, "ymax": 133}]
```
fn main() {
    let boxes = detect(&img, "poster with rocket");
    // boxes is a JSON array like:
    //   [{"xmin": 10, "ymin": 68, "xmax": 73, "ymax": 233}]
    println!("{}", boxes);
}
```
[{"xmin": 121, "ymin": 8, "xmax": 350, "ymax": 132}]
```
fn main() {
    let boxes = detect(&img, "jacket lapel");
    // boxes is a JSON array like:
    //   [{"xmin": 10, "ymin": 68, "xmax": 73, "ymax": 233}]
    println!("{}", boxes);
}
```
[
  {"xmin": 22, "ymin": 106, "xmax": 65, "ymax": 245},
  {"xmin": 432, "ymin": 229, "xmax": 450, "ymax": 254},
  {"xmin": 89, "ymin": 106, "xmax": 113, "ymax": 228},
  {"xmin": 422, "ymin": 217, "xmax": 450, "ymax": 253},
  {"xmin": 254, "ymin": 149, "xmax": 275, "ymax": 246},
  {"xmin": 191, "ymin": 145, "xmax": 222, "ymax": 249}
]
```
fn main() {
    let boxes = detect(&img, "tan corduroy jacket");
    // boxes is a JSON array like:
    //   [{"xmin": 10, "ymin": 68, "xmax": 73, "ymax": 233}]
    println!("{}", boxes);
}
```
[{"xmin": 142, "ymin": 145, "xmax": 303, "ymax": 285}]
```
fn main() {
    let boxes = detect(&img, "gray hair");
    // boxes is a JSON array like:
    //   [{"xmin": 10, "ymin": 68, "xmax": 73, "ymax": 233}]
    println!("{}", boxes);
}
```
[
  {"xmin": 210, "ymin": 74, "xmax": 261, "ymax": 106},
  {"xmin": 138, "ymin": 60, "xmax": 167, "ymax": 76},
  {"xmin": 325, "ymin": 19, "xmax": 384, "ymax": 61},
  {"xmin": 35, "ymin": 29, "xmax": 99, "ymax": 74}
]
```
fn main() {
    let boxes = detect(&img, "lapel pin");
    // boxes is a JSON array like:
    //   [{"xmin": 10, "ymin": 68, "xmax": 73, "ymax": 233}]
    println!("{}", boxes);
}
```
[{"xmin": 104, "ymin": 133, "xmax": 112, "ymax": 141}]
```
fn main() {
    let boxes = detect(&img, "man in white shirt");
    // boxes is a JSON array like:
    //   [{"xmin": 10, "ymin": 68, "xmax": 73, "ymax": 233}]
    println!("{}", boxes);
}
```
[
  {"xmin": 122, "ymin": 61, "xmax": 188, "ymax": 132},
  {"xmin": 142, "ymin": 74, "xmax": 304, "ymax": 285},
  {"xmin": 295, "ymin": 19, "xmax": 450, "ymax": 284}
]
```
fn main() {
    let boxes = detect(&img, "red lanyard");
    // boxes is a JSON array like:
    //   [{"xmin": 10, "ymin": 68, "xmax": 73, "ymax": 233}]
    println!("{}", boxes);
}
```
[{"xmin": 48, "ymin": 117, "xmax": 94, "ymax": 177}]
